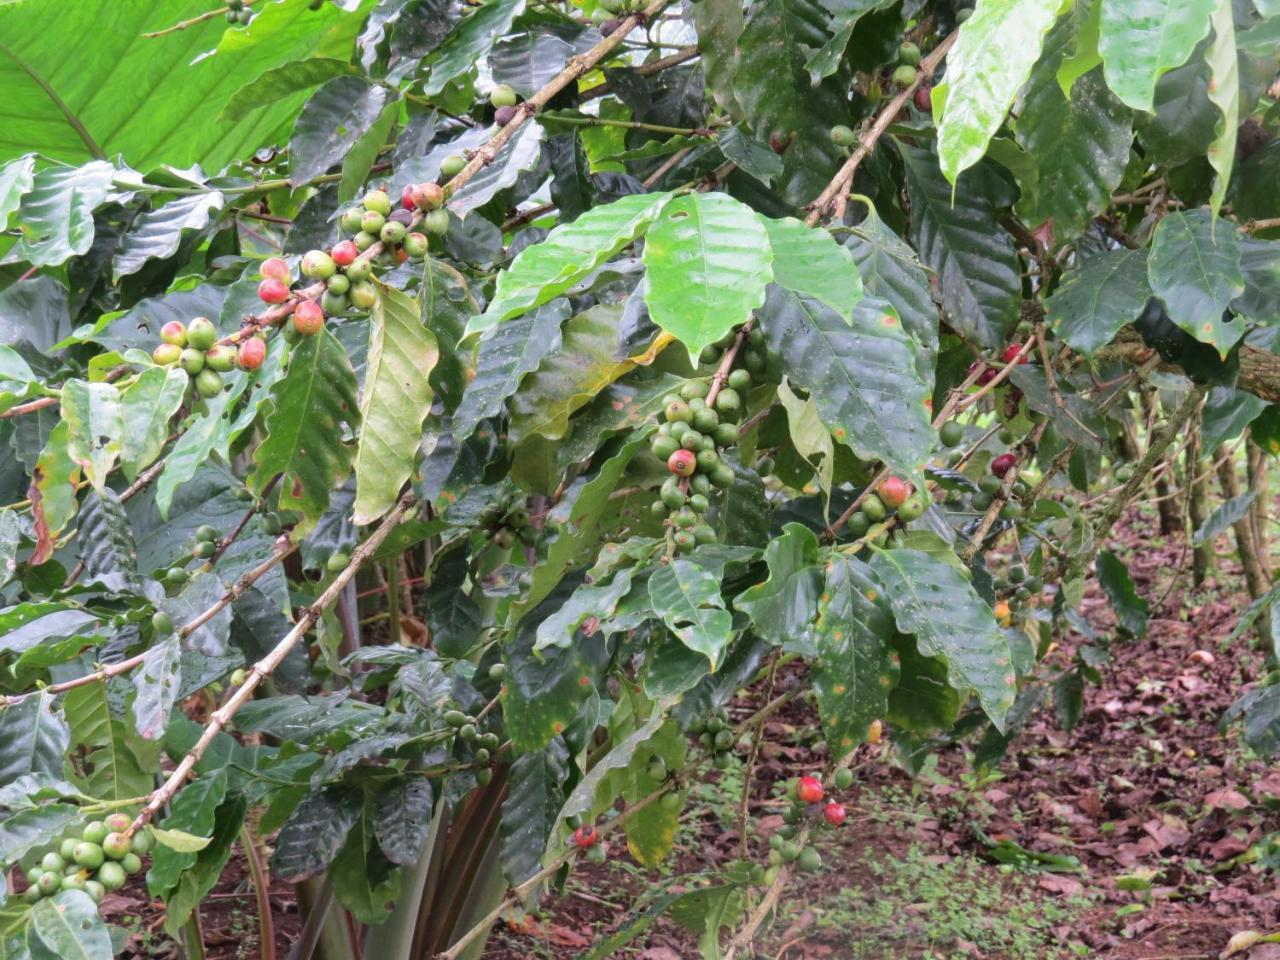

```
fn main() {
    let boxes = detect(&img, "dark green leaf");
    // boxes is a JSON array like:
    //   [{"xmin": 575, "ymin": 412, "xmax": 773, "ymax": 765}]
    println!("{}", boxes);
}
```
[
  {"xmin": 648, "ymin": 559, "xmax": 733, "ymax": 669},
  {"xmin": 449, "ymin": 120, "xmax": 545, "ymax": 216},
  {"xmin": 717, "ymin": 127, "xmax": 783, "ymax": 184},
  {"xmin": 1045, "ymin": 248, "xmax": 1151, "ymax": 355},
  {"xmin": 1096, "ymin": 549, "xmax": 1150, "ymax": 637},
  {"xmin": 0, "ymin": 693, "xmax": 69, "ymax": 784},
  {"xmin": 113, "ymin": 193, "xmax": 224, "ymax": 280},
  {"xmin": 148, "ymin": 771, "xmax": 229, "ymax": 896},
  {"xmin": 289, "ymin": 77, "xmax": 390, "ymax": 183},
  {"xmin": 27, "ymin": 892, "xmax": 111, "ymax": 960},
  {"xmin": 373, "ymin": 779, "xmax": 433, "ymax": 865},
  {"xmin": 500, "ymin": 739, "xmax": 569, "ymax": 883},
  {"xmin": 1193, "ymin": 490, "xmax": 1255, "ymax": 547},
  {"xmin": 734, "ymin": 523, "xmax": 821, "ymax": 651},
  {"xmin": 14, "ymin": 162, "xmax": 115, "ymax": 268},
  {"xmin": 1147, "ymin": 209, "xmax": 1245, "ymax": 357},
  {"xmin": 219, "ymin": 58, "xmax": 357, "ymax": 123},
  {"xmin": 330, "ymin": 799, "xmax": 401, "ymax": 924},
  {"xmin": 270, "ymin": 788, "xmax": 362, "ymax": 882},
  {"xmin": 423, "ymin": 0, "xmax": 526, "ymax": 95}
]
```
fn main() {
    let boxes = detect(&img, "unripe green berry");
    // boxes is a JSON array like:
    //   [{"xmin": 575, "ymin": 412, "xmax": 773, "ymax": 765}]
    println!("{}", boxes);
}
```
[
  {"xmin": 441, "ymin": 154, "xmax": 467, "ymax": 178},
  {"xmin": 187, "ymin": 317, "xmax": 218, "ymax": 350},
  {"xmin": 489, "ymin": 84, "xmax": 518, "ymax": 108},
  {"xmin": 830, "ymin": 124, "xmax": 857, "ymax": 146},
  {"xmin": 424, "ymin": 209, "xmax": 450, "ymax": 235},
  {"xmin": 380, "ymin": 220, "xmax": 407, "ymax": 245},
  {"xmin": 363, "ymin": 189, "xmax": 392, "ymax": 215}
]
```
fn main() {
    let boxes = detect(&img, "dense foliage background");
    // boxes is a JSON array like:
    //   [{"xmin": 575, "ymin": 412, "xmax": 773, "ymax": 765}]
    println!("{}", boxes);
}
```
[{"xmin": 0, "ymin": 0, "xmax": 1278, "ymax": 956}]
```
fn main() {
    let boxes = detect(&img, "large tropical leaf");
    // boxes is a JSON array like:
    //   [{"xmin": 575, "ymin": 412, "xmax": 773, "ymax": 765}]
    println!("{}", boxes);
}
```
[
  {"xmin": 761, "ymin": 216, "xmax": 862, "ymax": 321},
  {"xmin": 1097, "ymin": 0, "xmax": 1215, "ymax": 111}
]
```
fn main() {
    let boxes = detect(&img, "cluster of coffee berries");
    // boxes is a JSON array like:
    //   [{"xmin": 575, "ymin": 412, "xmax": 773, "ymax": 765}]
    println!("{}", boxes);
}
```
[
  {"xmin": 845, "ymin": 475, "xmax": 929, "ymax": 541},
  {"xmin": 225, "ymin": 0, "xmax": 252, "ymax": 24},
  {"xmin": 488, "ymin": 83, "xmax": 521, "ymax": 127},
  {"xmin": 651, "ymin": 330, "xmax": 761, "ymax": 552},
  {"xmin": 19, "ymin": 814, "xmax": 152, "ymax": 908},
  {"xmin": 890, "ymin": 40, "xmax": 922, "ymax": 87},
  {"xmin": 994, "ymin": 561, "xmax": 1046, "ymax": 622},
  {"xmin": 479, "ymin": 495, "xmax": 535, "ymax": 550},
  {"xmin": 566, "ymin": 815, "xmax": 608, "ymax": 864},
  {"xmin": 444, "ymin": 709, "xmax": 501, "ymax": 785},
  {"xmin": 151, "ymin": 317, "xmax": 237, "ymax": 399},
  {"xmin": 690, "ymin": 706, "xmax": 737, "ymax": 769},
  {"xmin": 751, "ymin": 773, "xmax": 851, "ymax": 882},
  {"xmin": 151, "ymin": 523, "xmax": 223, "ymax": 596},
  {"xmin": 970, "ymin": 341, "xmax": 1031, "ymax": 387}
]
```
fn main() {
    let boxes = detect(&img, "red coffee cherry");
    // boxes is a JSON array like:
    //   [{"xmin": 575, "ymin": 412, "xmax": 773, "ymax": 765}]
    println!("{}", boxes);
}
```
[
  {"xmin": 823, "ymin": 802, "xmax": 847, "ymax": 826},
  {"xmin": 1001, "ymin": 343, "xmax": 1029, "ymax": 365},
  {"xmin": 991, "ymin": 453, "xmax": 1017, "ymax": 478},
  {"xmin": 237, "ymin": 337, "xmax": 267, "ymax": 371},
  {"xmin": 293, "ymin": 299, "xmax": 325, "ymax": 336},
  {"xmin": 258, "ymin": 279, "xmax": 290, "ymax": 304},
  {"xmin": 667, "ymin": 449, "xmax": 696, "ymax": 477},
  {"xmin": 877, "ymin": 476, "xmax": 911, "ymax": 509},
  {"xmin": 572, "ymin": 825, "xmax": 599, "ymax": 848},
  {"xmin": 331, "ymin": 240, "xmax": 359, "ymax": 267},
  {"xmin": 261, "ymin": 257, "xmax": 290, "ymax": 282},
  {"xmin": 796, "ymin": 775, "xmax": 824, "ymax": 804}
]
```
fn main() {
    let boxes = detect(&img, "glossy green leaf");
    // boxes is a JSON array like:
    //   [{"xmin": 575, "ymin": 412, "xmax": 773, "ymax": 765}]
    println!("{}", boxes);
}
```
[
  {"xmin": 250, "ymin": 329, "xmax": 359, "ymax": 528},
  {"xmin": 353, "ymin": 283, "xmax": 438, "ymax": 524},
  {"xmin": 935, "ymin": 0, "xmax": 1066, "ymax": 183},
  {"xmin": 0, "ymin": 345, "xmax": 40, "ymax": 415},
  {"xmin": 734, "ymin": 523, "xmax": 821, "ymax": 650},
  {"xmin": 0, "ymin": 803, "xmax": 78, "ymax": 865},
  {"xmin": 420, "ymin": 257, "xmax": 476, "ymax": 412},
  {"xmin": 160, "ymin": 571, "xmax": 234, "ymax": 658},
  {"xmin": 1013, "ymin": 20, "xmax": 1133, "ymax": 240},
  {"xmin": 621, "ymin": 715, "xmax": 684, "ymax": 867},
  {"xmin": 60, "ymin": 379, "xmax": 122, "ymax": 494},
  {"xmin": 717, "ymin": 127, "xmax": 783, "ymax": 184},
  {"xmin": 450, "ymin": 120, "xmax": 545, "ymax": 216},
  {"xmin": 112, "ymin": 192, "xmax": 224, "ymax": 280},
  {"xmin": 270, "ymin": 788, "xmax": 362, "ymax": 881},
  {"xmin": 805, "ymin": 0, "xmax": 896, "ymax": 83},
  {"xmin": 339, "ymin": 96, "xmax": 398, "ymax": 204},
  {"xmin": 373, "ymin": 779, "xmax": 433, "ymax": 866},
  {"xmin": 648, "ymin": 559, "xmax": 733, "ymax": 669},
  {"xmin": 289, "ymin": 76, "xmax": 389, "ymax": 183},
  {"xmin": 119, "ymin": 366, "xmax": 187, "ymax": 482},
  {"xmin": 27, "ymin": 892, "xmax": 111, "ymax": 960},
  {"xmin": 76, "ymin": 488, "xmax": 138, "ymax": 587},
  {"xmin": 1147, "ymin": 209, "xmax": 1244, "ymax": 357},
  {"xmin": 423, "ymin": 0, "xmax": 525, "ymax": 95},
  {"xmin": 1045, "ymin": 248, "xmax": 1151, "ymax": 355},
  {"xmin": 1097, "ymin": 0, "xmax": 1214, "ymax": 111},
  {"xmin": 0, "ymin": 509, "xmax": 18, "ymax": 585},
  {"xmin": 470, "ymin": 193, "xmax": 672, "ymax": 336},
  {"xmin": 330, "ymin": 799, "xmax": 401, "ymax": 925},
  {"xmin": 776, "ymin": 378, "xmax": 834, "ymax": 497},
  {"xmin": 13, "ymin": 162, "xmax": 115, "ymax": 267},
  {"xmin": 762, "ymin": 286, "xmax": 933, "ymax": 477},
  {"xmin": 762, "ymin": 217, "xmax": 862, "ymax": 322},
  {"xmin": 1096, "ymin": 549, "xmax": 1150, "ymax": 637},
  {"xmin": 870, "ymin": 548, "xmax": 1015, "ymax": 731},
  {"xmin": 1193, "ymin": 490, "xmax": 1255, "ymax": 546},
  {"xmin": 0, "ymin": 155, "xmax": 35, "ymax": 227},
  {"xmin": 555, "ymin": 708, "xmax": 667, "ymax": 833},
  {"xmin": 690, "ymin": 0, "xmax": 743, "ymax": 112},
  {"xmin": 491, "ymin": 25, "xmax": 599, "ymax": 97},
  {"xmin": 0, "ymin": 692, "xmax": 69, "ymax": 784},
  {"xmin": 642, "ymin": 191, "xmax": 772, "ymax": 362},
  {"xmin": 812, "ymin": 555, "xmax": 896, "ymax": 753},
  {"xmin": 158, "ymin": 792, "xmax": 246, "ymax": 938},
  {"xmin": 219, "ymin": 58, "xmax": 356, "ymax": 124},
  {"xmin": 535, "ymin": 569, "xmax": 634, "ymax": 651},
  {"xmin": 1203, "ymin": 0, "xmax": 1238, "ymax": 215},
  {"xmin": 149, "ymin": 770, "xmax": 229, "ymax": 895},
  {"xmin": 900, "ymin": 143, "xmax": 1022, "ymax": 348},
  {"xmin": 501, "ymin": 739, "xmax": 569, "ymax": 883},
  {"xmin": 63, "ymin": 682, "xmax": 157, "ymax": 802}
]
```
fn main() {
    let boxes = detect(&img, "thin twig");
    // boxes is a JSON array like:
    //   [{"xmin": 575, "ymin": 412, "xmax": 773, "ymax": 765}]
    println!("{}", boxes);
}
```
[{"xmin": 142, "ymin": 1, "xmax": 257, "ymax": 38}]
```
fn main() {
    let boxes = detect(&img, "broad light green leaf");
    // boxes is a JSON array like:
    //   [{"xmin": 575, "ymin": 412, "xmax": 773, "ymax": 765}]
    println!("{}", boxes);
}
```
[
  {"xmin": 470, "ymin": 192, "xmax": 672, "ymax": 335},
  {"xmin": 642, "ymin": 192, "xmax": 773, "ymax": 360},
  {"xmin": 776, "ymin": 378, "xmax": 834, "ymax": 497},
  {"xmin": 353, "ymin": 283, "xmax": 439, "ymax": 524},
  {"xmin": 535, "ymin": 569, "xmax": 634, "ymax": 651},
  {"xmin": 870, "ymin": 548, "xmax": 1015, "ymax": 731},
  {"xmin": 1203, "ymin": 0, "xmax": 1238, "ymax": 215},
  {"xmin": 762, "ymin": 217, "xmax": 863, "ymax": 322},
  {"xmin": 119, "ymin": 366, "xmax": 187, "ymax": 481},
  {"xmin": 1096, "ymin": 549, "xmax": 1150, "ymax": 637},
  {"xmin": 112, "ymin": 192, "xmax": 224, "ymax": 280},
  {"xmin": 132, "ymin": 636, "xmax": 183, "ymax": 741},
  {"xmin": 149, "ymin": 826, "xmax": 213, "ymax": 854},
  {"xmin": 734, "ymin": 523, "xmax": 822, "ymax": 650},
  {"xmin": 0, "ymin": 509, "xmax": 18, "ymax": 585},
  {"xmin": 27, "ymin": 892, "xmax": 111, "ymax": 960},
  {"xmin": 60, "ymin": 380, "xmax": 122, "ymax": 493},
  {"xmin": 0, "ymin": 692, "xmax": 69, "ymax": 784},
  {"xmin": 812, "ymin": 555, "xmax": 897, "ymax": 752},
  {"xmin": 290, "ymin": 76, "xmax": 389, "ymax": 183},
  {"xmin": 424, "ymin": 0, "xmax": 526, "ymax": 95},
  {"xmin": 250, "ymin": 329, "xmax": 359, "ymax": 529},
  {"xmin": 1147, "ymin": 209, "xmax": 1244, "ymax": 357},
  {"xmin": 762, "ymin": 287, "xmax": 934, "ymax": 477},
  {"xmin": 648, "ymin": 559, "xmax": 733, "ymax": 669},
  {"xmin": 28, "ymin": 420, "xmax": 81, "ymax": 565},
  {"xmin": 1097, "ymin": 0, "xmax": 1215, "ymax": 111},
  {"xmin": 14, "ymin": 162, "xmax": 115, "ymax": 268},
  {"xmin": 0, "ymin": 0, "xmax": 373, "ymax": 171},
  {"xmin": 900, "ymin": 143, "xmax": 1022, "ymax": 348},
  {"xmin": 455, "ymin": 299, "xmax": 568, "ymax": 437},
  {"xmin": 1013, "ymin": 19, "xmax": 1132, "ymax": 240},
  {"xmin": 0, "ymin": 345, "xmax": 41, "ymax": 415},
  {"xmin": 64, "ymin": 682, "xmax": 158, "ymax": 802},
  {"xmin": 0, "ymin": 154, "xmax": 35, "ymax": 227},
  {"xmin": 219, "ymin": 58, "xmax": 356, "ymax": 123},
  {"xmin": 1045, "ymin": 248, "xmax": 1151, "ymax": 355},
  {"xmin": 150, "ymin": 770, "xmax": 231, "ymax": 893},
  {"xmin": 935, "ymin": 0, "xmax": 1066, "ymax": 183}
]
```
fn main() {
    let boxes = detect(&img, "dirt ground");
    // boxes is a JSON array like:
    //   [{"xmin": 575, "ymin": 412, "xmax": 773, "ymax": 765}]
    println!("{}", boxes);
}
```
[{"xmin": 112, "ymin": 505, "xmax": 1280, "ymax": 959}]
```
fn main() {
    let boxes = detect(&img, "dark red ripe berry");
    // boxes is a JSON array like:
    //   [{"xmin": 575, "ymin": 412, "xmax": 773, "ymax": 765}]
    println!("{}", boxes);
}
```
[
  {"xmin": 293, "ymin": 299, "xmax": 325, "ymax": 336},
  {"xmin": 494, "ymin": 105, "xmax": 517, "ymax": 126},
  {"xmin": 1001, "ymin": 343, "xmax": 1029, "ymax": 365},
  {"xmin": 914, "ymin": 84, "xmax": 933, "ymax": 113},
  {"xmin": 877, "ymin": 476, "xmax": 911, "ymax": 509},
  {"xmin": 573, "ymin": 825, "xmax": 599, "ymax": 848},
  {"xmin": 401, "ymin": 184, "xmax": 416, "ymax": 210},
  {"xmin": 797, "ymin": 776, "xmax": 824, "ymax": 804},
  {"xmin": 823, "ymin": 802, "xmax": 846, "ymax": 826},
  {"xmin": 332, "ymin": 240, "xmax": 359, "ymax": 267},
  {"xmin": 258, "ymin": 279, "xmax": 290, "ymax": 304},
  {"xmin": 667, "ymin": 449, "xmax": 696, "ymax": 477},
  {"xmin": 977, "ymin": 367, "xmax": 998, "ymax": 386},
  {"xmin": 991, "ymin": 453, "xmax": 1017, "ymax": 478},
  {"xmin": 237, "ymin": 337, "xmax": 267, "ymax": 371}
]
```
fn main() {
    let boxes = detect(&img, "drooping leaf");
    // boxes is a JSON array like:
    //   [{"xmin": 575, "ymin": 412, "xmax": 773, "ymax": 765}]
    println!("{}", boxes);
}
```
[
  {"xmin": 1224, "ymin": 684, "xmax": 1280, "ymax": 757},
  {"xmin": 1147, "ymin": 209, "xmax": 1245, "ymax": 357},
  {"xmin": 1045, "ymin": 248, "xmax": 1151, "ymax": 355},
  {"xmin": 761, "ymin": 286, "xmax": 934, "ymax": 477},
  {"xmin": 421, "ymin": 258, "xmax": 477, "ymax": 412},
  {"xmin": 0, "ymin": 509, "xmax": 18, "ymax": 585},
  {"xmin": 469, "ymin": 193, "xmax": 672, "ymax": 336},
  {"xmin": 353, "ymin": 283, "xmax": 438, "ymax": 524},
  {"xmin": 734, "ymin": 523, "xmax": 821, "ymax": 651},
  {"xmin": 27, "ymin": 892, "xmax": 111, "ymax": 960},
  {"xmin": 900, "ymin": 143, "xmax": 1022, "ymax": 349},
  {"xmin": 1193, "ymin": 490, "xmax": 1256, "ymax": 546},
  {"xmin": 0, "ymin": 155, "xmax": 36, "ymax": 227},
  {"xmin": 28, "ymin": 421, "xmax": 82, "ymax": 566},
  {"xmin": 63, "ymin": 682, "xmax": 158, "ymax": 802},
  {"xmin": 717, "ymin": 127, "xmax": 784, "ymax": 184},
  {"xmin": 148, "ymin": 770, "xmax": 230, "ymax": 896},
  {"xmin": 1096, "ymin": 549, "xmax": 1150, "ymax": 638},
  {"xmin": 0, "ymin": 692, "xmax": 69, "ymax": 784},
  {"xmin": 423, "ymin": 0, "xmax": 526, "ymax": 95},
  {"xmin": 158, "ymin": 791, "xmax": 247, "ymax": 938},
  {"xmin": 270, "ymin": 788, "xmax": 362, "ymax": 882},
  {"xmin": 812, "ymin": 555, "xmax": 897, "ymax": 752},
  {"xmin": 329, "ymin": 799, "xmax": 401, "ymax": 925},
  {"xmin": 131, "ymin": 636, "xmax": 183, "ymax": 741},
  {"xmin": 870, "ymin": 548, "xmax": 1015, "ymax": 731},
  {"xmin": 76, "ymin": 488, "xmax": 138, "ymax": 587},
  {"xmin": 775, "ymin": 378, "xmax": 835, "ymax": 498},
  {"xmin": 641, "ymin": 188, "xmax": 773, "ymax": 362},
  {"xmin": 112, "ymin": 192, "xmax": 225, "ymax": 280},
  {"xmin": 160, "ymin": 570, "xmax": 234, "ymax": 658},
  {"xmin": 491, "ymin": 24, "xmax": 600, "ymax": 97},
  {"xmin": 13, "ymin": 162, "xmax": 115, "ymax": 268},
  {"xmin": 690, "ymin": 0, "xmax": 743, "ymax": 113},
  {"xmin": 0, "ymin": 803, "xmax": 79, "ymax": 866},
  {"xmin": 761, "ymin": 217, "xmax": 863, "ymax": 322},
  {"xmin": 1097, "ymin": 0, "xmax": 1215, "ymax": 111},
  {"xmin": 500, "ymin": 739, "xmax": 569, "ymax": 884},
  {"xmin": 219, "ymin": 58, "xmax": 357, "ymax": 123},
  {"xmin": 934, "ymin": 0, "xmax": 1065, "ymax": 183},
  {"xmin": 250, "ymin": 329, "xmax": 359, "ymax": 529},
  {"xmin": 449, "ymin": 120, "xmax": 545, "ymax": 216},
  {"xmin": 535, "ymin": 569, "xmax": 634, "ymax": 651},
  {"xmin": 373, "ymin": 779, "xmax": 433, "ymax": 866},
  {"xmin": 1203, "ymin": 0, "xmax": 1238, "ymax": 215},
  {"xmin": 621, "ymin": 714, "xmax": 684, "ymax": 867},
  {"xmin": 648, "ymin": 559, "xmax": 733, "ymax": 669}
]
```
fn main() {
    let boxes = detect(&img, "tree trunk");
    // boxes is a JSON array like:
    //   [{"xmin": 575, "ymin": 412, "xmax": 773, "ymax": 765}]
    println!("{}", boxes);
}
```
[
  {"xmin": 1247, "ymin": 440, "xmax": 1271, "ymax": 585},
  {"xmin": 1186, "ymin": 427, "xmax": 1215, "ymax": 586},
  {"xmin": 1217, "ymin": 447, "xmax": 1272, "ymax": 642},
  {"xmin": 1143, "ymin": 393, "xmax": 1182, "ymax": 535}
]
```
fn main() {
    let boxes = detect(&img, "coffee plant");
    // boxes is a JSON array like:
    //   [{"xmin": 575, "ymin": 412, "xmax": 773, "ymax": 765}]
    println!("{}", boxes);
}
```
[{"xmin": 0, "ymin": 0, "xmax": 1277, "ymax": 956}]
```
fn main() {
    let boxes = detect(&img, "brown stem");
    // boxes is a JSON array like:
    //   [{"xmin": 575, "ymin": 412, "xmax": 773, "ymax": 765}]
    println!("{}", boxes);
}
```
[
  {"xmin": 579, "ymin": 44, "xmax": 699, "ymax": 101},
  {"xmin": 1216, "ymin": 446, "xmax": 1271, "ymax": 639},
  {"xmin": 1185, "ymin": 420, "xmax": 1215, "ymax": 586},
  {"xmin": 142, "ymin": 1, "xmax": 259, "ymax": 38},
  {"xmin": 960, "ymin": 422, "xmax": 1048, "ymax": 564},
  {"xmin": 207, "ymin": 474, "xmax": 280, "ymax": 568}
]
